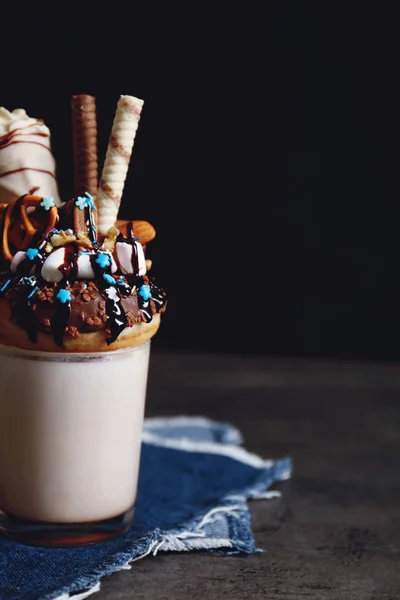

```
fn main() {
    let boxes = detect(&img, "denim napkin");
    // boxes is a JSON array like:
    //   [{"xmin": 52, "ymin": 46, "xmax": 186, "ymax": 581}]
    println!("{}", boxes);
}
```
[{"xmin": 0, "ymin": 416, "xmax": 292, "ymax": 600}]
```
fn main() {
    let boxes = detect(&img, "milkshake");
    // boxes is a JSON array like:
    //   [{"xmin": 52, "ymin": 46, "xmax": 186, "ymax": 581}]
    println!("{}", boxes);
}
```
[{"xmin": 0, "ymin": 95, "xmax": 167, "ymax": 545}]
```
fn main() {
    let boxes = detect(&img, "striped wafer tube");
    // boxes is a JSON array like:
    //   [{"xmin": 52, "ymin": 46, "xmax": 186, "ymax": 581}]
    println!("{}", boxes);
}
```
[
  {"xmin": 96, "ymin": 95, "xmax": 144, "ymax": 236},
  {"xmin": 71, "ymin": 94, "xmax": 98, "ymax": 198}
]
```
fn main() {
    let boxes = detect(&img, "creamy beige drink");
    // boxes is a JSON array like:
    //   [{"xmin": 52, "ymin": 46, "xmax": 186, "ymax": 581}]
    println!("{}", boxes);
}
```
[
  {"xmin": 0, "ymin": 94, "xmax": 167, "ymax": 545},
  {"xmin": 0, "ymin": 342, "xmax": 149, "ymax": 523}
]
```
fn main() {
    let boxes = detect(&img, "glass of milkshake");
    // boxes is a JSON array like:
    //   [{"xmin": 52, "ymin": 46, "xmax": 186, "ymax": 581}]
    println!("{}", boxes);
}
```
[{"xmin": 0, "ymin": 95, "xmax": 167, "ymax": 546}]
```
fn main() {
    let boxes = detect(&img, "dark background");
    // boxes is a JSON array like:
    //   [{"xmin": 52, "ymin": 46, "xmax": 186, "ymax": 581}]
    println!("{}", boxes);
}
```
[{"xmin": 1, "ymin": 2, "xmax": 399, "ymax": 359}]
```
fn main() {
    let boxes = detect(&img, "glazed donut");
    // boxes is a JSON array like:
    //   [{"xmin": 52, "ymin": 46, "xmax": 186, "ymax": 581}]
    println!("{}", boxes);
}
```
[{"xmin": 0, "ymin": 196, "xmax": 167, "ymax": 352}]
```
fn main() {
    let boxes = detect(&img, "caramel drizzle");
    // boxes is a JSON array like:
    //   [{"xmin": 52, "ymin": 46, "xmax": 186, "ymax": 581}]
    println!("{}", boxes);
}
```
[
  {"xmin": 0, "ymin": 140, "xmax": 52, "ymax": 151},
  {"xmin": 0, "ymin": 123, "xmax": 50, "ymax": 150},
  {"xmin": 0, "ymin": 167, "xmax": 56, "ymax": 179}
]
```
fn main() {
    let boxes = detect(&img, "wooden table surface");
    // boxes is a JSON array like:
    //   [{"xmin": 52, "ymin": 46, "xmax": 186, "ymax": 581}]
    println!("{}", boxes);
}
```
[{"xmin": 99, "ymin": 351, "xmax": 400, "ymax": 600}]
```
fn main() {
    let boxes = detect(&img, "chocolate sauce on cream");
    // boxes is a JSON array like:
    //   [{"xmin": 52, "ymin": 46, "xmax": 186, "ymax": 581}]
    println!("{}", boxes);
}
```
[
  {"xmin": 0, "ymin": 167, "xmax": 56, "ymax": 180},
  {"xmin": 89, "ymin": 252, "xmax": 129, "ymax": 343},
  {"xmin": 0, "ymin": 126, "xmax": 50, "ymax": 151},
  {"xmin": 58, "ymin": 245, "xmax": 78, "ymax": 283},
  {"xmin": 87, "ymin": 205, "xmax": 98, "ymax": 247},
  {"xmin": 148, "ymin": 279, "xmax": 166, "ymax": 310},
  {"xmin": 0, "ymin": 140, "xmax": 51, "ymax": 151},
  {"xmin": 104, "ymin": 286, "xmax": 128, "ymax": 344},
  {"xmin": 127, "ymin": 223, "xmax": 140, "ymax": 274}
]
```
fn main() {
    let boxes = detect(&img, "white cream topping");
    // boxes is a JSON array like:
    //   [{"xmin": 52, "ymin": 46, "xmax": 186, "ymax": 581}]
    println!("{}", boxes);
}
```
[
  {"xmin": 0, "ymin": 107, "xmax": 61, "ymax": 206},
  {"xmin": 0, "ymin": 108, "xmax": 41, "ymax": 132}
]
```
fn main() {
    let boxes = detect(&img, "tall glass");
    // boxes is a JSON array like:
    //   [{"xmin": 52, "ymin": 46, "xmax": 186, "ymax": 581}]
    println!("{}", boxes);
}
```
[{"xmin": 0, "ymin": 340, "xmax": 150, "ymax": 547}]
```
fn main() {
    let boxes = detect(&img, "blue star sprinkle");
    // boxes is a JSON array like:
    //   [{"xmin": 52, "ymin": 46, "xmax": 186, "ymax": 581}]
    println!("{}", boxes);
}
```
[
  {"xmin": 95, "ymin": 253, "xmax": 111, "ymax": 269},
  {"xmin": 40, "ymin": 197, "xmax": 56, "ymax": 211},
  {"xmin": 56, "ymin": 289, "xmax": 72, "ymax": 304},
  {"xmin": 75, "ymin": 192, "xmax": 97, "ymax": 211},
  {"xmin": 103, "ymin": 273, "xmax": 116, "ymax": 285},
  {"xmin": 138, "ymin": 284, "xmax": 152, "ymax": 301},
  {"xmin": 25, "ymin": 248, "xmax": 39, "ymax": 261}
]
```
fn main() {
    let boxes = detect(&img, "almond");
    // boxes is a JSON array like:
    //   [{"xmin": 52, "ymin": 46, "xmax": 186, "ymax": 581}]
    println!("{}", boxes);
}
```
[{"xmin": 115, "ymin": 220, "xmax": 156, "ymax": 244}]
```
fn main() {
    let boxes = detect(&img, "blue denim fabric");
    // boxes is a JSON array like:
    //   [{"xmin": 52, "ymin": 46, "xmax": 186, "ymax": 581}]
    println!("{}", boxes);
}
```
[{"xmin": 0, "ymin": 417, "xmax": 292, "ymax": 600}]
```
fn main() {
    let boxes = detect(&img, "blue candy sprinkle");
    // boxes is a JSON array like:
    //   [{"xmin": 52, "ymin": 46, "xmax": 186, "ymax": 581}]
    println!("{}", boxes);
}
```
[
  {"xmin": 56, "ymin": 289, "xmax": 72, "ymax": 304},
  {"xmin": 21, "ymin": 276, "xmax": 36, "ymax": 286},
  {"xmin": 75, "ymin": 192, "xmax": 97, "ymax": 211},
  {"xmin": 95, "ymin": 253, "xmax": 111, "ymax": 269},
  {"xmin": 117, "ymin": 279, "xmax": 126, "ymax": 286},
  {"xmin": 138, "ymin": 284, "xmax": 152, "ymax": 301},
  {"xmin": 0, "ymin": 279, "xmax": 11, "ymax": 293},
  {"xmin": 27, "ymin": 286, "xmax": 38, "ymax": 299},
  {"xmin": 103, "ymin": 273, "xmax": 116, "ymax": 285},
  {"xmin": 25, "ymin": 248, "xmax": 39, "ymax": 261},
  {"xmin": 40, "ymin": 197, "xmax": 55, "ymax": 211}
]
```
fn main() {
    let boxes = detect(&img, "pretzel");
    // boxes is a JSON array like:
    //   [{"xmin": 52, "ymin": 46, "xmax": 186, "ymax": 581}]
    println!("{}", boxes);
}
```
[{"xmin": 1, "ymin": 195, "xmax": 58, "ymax": 263}]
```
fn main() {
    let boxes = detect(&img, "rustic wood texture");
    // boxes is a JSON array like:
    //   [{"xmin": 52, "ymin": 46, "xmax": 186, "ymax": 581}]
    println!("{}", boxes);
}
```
[{"xmin": 99, "ymin": 352, "xmax": 400, "ymax": 599}]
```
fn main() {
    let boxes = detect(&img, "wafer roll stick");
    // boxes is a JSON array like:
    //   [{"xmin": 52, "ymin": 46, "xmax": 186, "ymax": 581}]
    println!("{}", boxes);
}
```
[
  {"xmin": 71, "ymin": 95, "xmax": 99, "ymax": 237},
  {"xmin": 96, "ymin": 95, "xmax": 144, "ymax": 236},
  {"xmin": 71, "ymin": 94, "xmax": 98, "ymax": 198}
]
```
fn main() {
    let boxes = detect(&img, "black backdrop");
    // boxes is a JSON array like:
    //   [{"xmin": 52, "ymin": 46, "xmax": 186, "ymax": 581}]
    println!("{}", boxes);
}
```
[{"xmin": 1, "ymin": 2, "xmax": 399, "ymax": 359}]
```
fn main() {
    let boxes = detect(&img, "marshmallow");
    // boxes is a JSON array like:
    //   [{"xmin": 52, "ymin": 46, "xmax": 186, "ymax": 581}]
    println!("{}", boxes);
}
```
[
  {"xmin": 77, "ymin": 252, "xmax": 117, "ymax": 279},
  {"xmin": 115, "ymin": 241, "xmax": 146, "ymax": 276},
  {"xmin": 10, "ymin": 251, "xmax": 35, "ymax": 274},
  {"xmin": 41, "ymin": 248, "xmax": 66, "ymax": 282},
  {"xmin": 76, "ymin": 253, "xmax": 95, "ymax": 279},
  {"xmin": 42, "ymin": 248, "xmax": 118, "ymax": 283}
]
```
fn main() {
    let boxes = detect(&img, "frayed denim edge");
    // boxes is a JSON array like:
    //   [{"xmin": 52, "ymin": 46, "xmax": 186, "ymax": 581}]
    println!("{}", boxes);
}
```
[
  {"xmin": 43, "ymin": 499, "xmax": 255, "ymax": 600},
  {"xmin": 41, "ymin": 449, "xmax": 292, "ymax": 600}
]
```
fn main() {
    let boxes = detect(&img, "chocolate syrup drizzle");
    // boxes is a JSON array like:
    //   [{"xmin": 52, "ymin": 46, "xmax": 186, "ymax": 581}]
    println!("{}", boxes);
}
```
[
  {"xmin": 89, "ymin": 252, "xmax": 128, "ymax": 344},
  {"xmin": 0, "ymin": 168, "xmax": 56, "ymax": 180},
  {"xmin": 0, "ymin": 124, "xmax": 51, "ymax": 153},
  {"xmin": 50, "ymin": 300, "xmax": 71, "ymax": 347},
  {"xmin": 86, "ymin": 205, "xmax": 98, "ymax": 247},
  {"xmin": 105, "ymin": 287, "xmax": 128, "ymax": 344},
  {"xmin": 0, "ymin": 196, "xmax": 166, "ymax": 347},
  {"xmin": 13, "ymin": 283, "xmax": 38, "ymax": 343}
]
